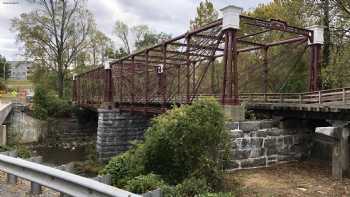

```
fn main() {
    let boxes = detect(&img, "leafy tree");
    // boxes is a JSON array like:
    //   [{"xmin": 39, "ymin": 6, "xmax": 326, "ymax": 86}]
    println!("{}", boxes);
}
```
[
  {"xmin": 190, "ymin": 0, "xmax": 218, "ymax": 30},
  {"xmin": 113, "ymin": 20, "xmax": 131, "ymax": 54},
  {"xmin": 112, "ymin": 21, "xmax": 171, "ymax": 54},
  {"xmin": 90, "ymin": 30, "xmax": 112, "ymax": 66},
  {"xmin": 334, "ymin": 0, "xmax": 350, "ymax": 16},
  {"xmin": 0, "ymin": 55, "xmax": 10, "ymax": 80},
  {"xmin": 135, "ymin": 32, "xmax": 171, "ymax": 51},
  {"xmin": 11, "ymin": 0, "xmax": 94, "ymax": 97}
]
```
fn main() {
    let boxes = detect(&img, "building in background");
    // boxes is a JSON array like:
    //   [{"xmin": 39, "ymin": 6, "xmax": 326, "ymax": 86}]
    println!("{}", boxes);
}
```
[{"xmin": 7, "ymin": 61, "xmax": 32, "ymax": 80}]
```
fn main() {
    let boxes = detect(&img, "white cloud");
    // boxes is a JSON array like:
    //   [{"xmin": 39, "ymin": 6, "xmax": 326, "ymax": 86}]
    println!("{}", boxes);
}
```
[{"xmin": 0, "ymin": 0, "xmax": 272, "ymax": 61}]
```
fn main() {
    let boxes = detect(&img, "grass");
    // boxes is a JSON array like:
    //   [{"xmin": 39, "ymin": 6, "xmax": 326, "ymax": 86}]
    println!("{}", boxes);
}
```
[{"xmin": 5, "ymin": 80, "xmax": 33, "ymax": 89}]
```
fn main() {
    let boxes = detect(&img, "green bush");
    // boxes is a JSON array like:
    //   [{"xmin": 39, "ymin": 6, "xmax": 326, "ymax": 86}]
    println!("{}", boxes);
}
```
[
  {"xmin": 142, "ymin": 98, "xmax": 229, "ymax": 186},
  {"xmin": 33, "ymin": 85, "xmax": 49, "ymax": 120},
  {"xmin": 175, "ymin": 177, "xmax": 209, "ymax": 197},
  {"xmin": 32, "ymin": 86, "xmax": 72, "ymax": 119},
  {"xmin": 102, "ymin": 98, "xmax": 230, "ymax": 193},
  {"xmin": 196, "ymin": 192, "xmax": 235, "ymax": 197},
  {"xmin": 0, "ymin": 145, "xmax": 11, "ymax": 152},
  {"xmin": 16, "ymin": 145, "xmax": 31, "ymax": 159},
  {"xmin": 125, "ymin": 173, "xmax": 165, "ymax": 194},
  {"xmin": 101, "ymin": 152, "xmax": 130, "ymax": 187},
  {"xmin": 100, "ymin": 144, "xmax": 145, "ymax": 188},
  {"xmin": 47, "ymin": 92, "xmax": 72, "ymax": 118}
]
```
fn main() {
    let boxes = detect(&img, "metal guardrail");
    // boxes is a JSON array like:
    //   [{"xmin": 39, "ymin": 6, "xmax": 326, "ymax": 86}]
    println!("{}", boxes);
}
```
[{"xmin": 0, "ymin": 154, "xmax": 141, "ymax": 197}]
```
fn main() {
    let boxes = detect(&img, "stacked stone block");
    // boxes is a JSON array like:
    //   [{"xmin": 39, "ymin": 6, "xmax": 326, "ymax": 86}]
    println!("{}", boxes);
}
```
[
  {"xmin": 227, "ymin": 120, "xmax": 310, "ymax": 170},
  {"xmin": 97, "ymin": 109, "xmax": 150, "ymax": 162}
]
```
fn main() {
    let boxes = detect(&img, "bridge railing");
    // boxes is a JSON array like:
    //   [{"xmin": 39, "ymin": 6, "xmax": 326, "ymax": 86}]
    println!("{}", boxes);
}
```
[
  {"xmin": 241, "ymin": 87, "xmax": 350, "ymax": 105},
  {"xmin": 0, "ymin": 154, "xmax": 140, "ymax": 197}
]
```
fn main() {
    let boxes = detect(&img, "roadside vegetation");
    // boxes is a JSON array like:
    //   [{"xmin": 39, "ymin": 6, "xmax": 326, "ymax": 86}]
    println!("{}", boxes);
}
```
[{"xmin": 101, "ymin": 98, "xmax": 233, "ymax": 196}]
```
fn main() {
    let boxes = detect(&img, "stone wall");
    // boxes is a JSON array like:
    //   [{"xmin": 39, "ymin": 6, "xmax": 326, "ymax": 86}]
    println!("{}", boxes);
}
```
[
  {"xmin": 97, "ymin": 109, "xmax": 151, "ymax": 162},
  {"xmin": 227, "ymin": 120, "xmax": 311, "ymax": 170},
  {"xmin": 45, "ymin": 118, "xmax": 96, "ymax": 147},
  {"xmin": 5, "ymin": 107, "xmax": 47, "ymax": 144},
  {"xmin": 5, "ymin": 106, "xmax": 96, "ymax": 147}
]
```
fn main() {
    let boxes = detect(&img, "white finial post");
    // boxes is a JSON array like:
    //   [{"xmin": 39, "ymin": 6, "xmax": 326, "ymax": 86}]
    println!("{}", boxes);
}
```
[
  {"xmin": 220, "ymin": 5, "xmax": 243, "ymax": 30},
  {"xmin": 104, "ymin": 59, "xmax": 111, "ymax": 69},
  {"xmin": 307, "ymin": 25, "xmax": 324, "ymax": 45}
]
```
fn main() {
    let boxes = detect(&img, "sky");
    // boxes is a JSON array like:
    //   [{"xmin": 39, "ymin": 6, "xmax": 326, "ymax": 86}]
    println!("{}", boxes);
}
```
[{"xmin": 0, "ymin": 0, "xmax": 271, "ymax": 61}]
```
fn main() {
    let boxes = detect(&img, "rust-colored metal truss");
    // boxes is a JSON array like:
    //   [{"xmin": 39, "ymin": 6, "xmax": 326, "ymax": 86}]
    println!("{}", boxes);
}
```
[{"xmin": 73, "ymin": 15, "xmax": 321, "ymax": 112}]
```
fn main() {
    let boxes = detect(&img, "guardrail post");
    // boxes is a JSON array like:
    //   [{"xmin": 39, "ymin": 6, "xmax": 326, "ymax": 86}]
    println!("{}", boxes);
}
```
[
  {"xmin": 318, "ymin": 91, "xmax": 322, "ymax": 104},
  {"xmin": 31, "ymin": 182, "xmax": 42, "ymax": 195},
  {"xmin": 7, "ymin": 173, "xmax": 17, "ymax": 184},
  {"xmin": 299, "ymin": 94, "xmax": 303, "ymax": 104},
  {"xmin": 343, "ymin": 88, "xmax": 346, "ymax": 104}
]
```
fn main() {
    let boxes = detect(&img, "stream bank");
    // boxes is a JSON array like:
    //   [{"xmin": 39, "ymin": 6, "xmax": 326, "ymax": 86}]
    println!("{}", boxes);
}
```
[{"xmin": 4, "ymin": 106, "xmax": 100, "ymax": 175}]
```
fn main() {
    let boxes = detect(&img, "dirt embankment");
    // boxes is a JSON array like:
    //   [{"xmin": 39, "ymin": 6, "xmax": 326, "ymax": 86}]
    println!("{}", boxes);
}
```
[{"xmin": 225, "ymin": 160, "xmax": 350, "ymax": 197}]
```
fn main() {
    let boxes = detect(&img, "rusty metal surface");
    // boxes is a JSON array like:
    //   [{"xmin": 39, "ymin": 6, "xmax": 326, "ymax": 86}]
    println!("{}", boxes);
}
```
[{"xmin": 73, "ymin": 14, "xmax": 319, "ymax": 111}]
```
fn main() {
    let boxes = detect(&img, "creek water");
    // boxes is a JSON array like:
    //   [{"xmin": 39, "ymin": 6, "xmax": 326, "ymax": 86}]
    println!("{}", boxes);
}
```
[{"xmin": 34, "ymin": 146, "xmax": 87, "ymax": 166}]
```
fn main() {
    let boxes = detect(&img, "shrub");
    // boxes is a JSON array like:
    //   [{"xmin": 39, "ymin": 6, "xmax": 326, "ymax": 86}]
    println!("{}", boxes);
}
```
[
  {"xmin": 101, "ymin": 144, "xmax": 145, "ymax": 188},
  {"xmin": 175, "ymin": 177, "xmax": 209, "ymax": 197},
  {"xmin": 125, "ymin": 173, "xmax": 165, "ymax": 194},
  {"xmin": 101, "ymin": 152, "xmax": 130, "ymax": 188},
  {"xmin": 32, "ymin": 85, "xmax": 49, "ymax": 120},
  {"xmin": 16, "ymin": 145, "xmax": 31, "ymax": 159},
  {"xmin": 142, "ymin": 98, "xmax": 229, "ymax": 186},
  {"xmin": 46, "ymin": 93, "xmax": 72, "ymax": 118},
  {"xmin": 0, "ymin": 145, "xmax": 11, "ymax": 152},
  {"xmin": 102, "ymin": 98, "xmax": 230, "ymax": 193},
  {"xmin": 196, "ymin": 192, "xmax": 235, "ymax": 197},
  {"xmin": 32, "ymin": 86, "xmax": 72, "ymax": 119}
]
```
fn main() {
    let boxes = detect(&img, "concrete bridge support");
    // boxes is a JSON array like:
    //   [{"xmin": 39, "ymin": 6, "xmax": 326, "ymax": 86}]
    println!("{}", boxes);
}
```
[
  {"xmin": 96, "ymin": 109, "xmax": 151, "ymax": 162},
  {"xmin": 316, "ymin": 124, "xmax": 350, "ymax": 180}
]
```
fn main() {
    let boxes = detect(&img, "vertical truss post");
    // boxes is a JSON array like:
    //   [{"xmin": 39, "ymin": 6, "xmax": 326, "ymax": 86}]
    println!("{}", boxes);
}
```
[
  {"xmin": 103, "ymin": 60, "xmax": 113, "ymax": 109},
  {"xmin": 222, "ymin": 32, "xmax": 229, "ymax": 104},
  {"xmin": 145, "ymin": 50, "xmax": 149, "ymax": 105},
  {"xmin": 221, "ymin": 5, "xmax": 242, "ymax": 105},
  {"xmin": 210, "ymin": 57, "xmax": 215, "ymax": 95},
  {"xmin": 232, "ymin": 31, "xmax": 239, "ymax": 105},
  {"xmin": 263, "ymin": 47, "xmax": 269, "ymax": 93},
  {"xmin": 309, "ymin": 44, "xmax": 322, "ymax": 91},
  {"xmin": 177, "ymin": 65, "xmax": 181, "ymax": 103},
  {"xmin": 192, "ymin": 62, "xmax": 196, "ymax": 99},
  {"xmin": 307, "ymin": 25, "xmax": 324, "ymax": 92},
  {"xmin": 162, "ymin": 44, "xmax": 167, "ymax": 107},
  {"xmin": 72, "ymin": 74, "xmax": 77, "ymax": 103},
  {"xmin": 77, "ymin": 76, "xmax": 80, "ymax": 105},
  {"xmin": 186, "ymin": 35, "xmax": 191, "ymax": 103},
  {"xmin": 131, "ymin": 57, "xmax": 135, "ymax": 105},
  {"xmin": 119, "ymin": 61, "xmax": 124, "ymax": 103},
  {"xmin": 223, "ymin": 29, "xmax": 239, "ymax": 105}
]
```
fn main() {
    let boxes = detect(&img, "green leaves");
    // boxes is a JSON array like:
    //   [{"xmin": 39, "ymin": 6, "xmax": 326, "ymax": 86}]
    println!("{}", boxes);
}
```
[{"xmin": 142, "ymin": 98, "xmax": 228, "ymax": 186}]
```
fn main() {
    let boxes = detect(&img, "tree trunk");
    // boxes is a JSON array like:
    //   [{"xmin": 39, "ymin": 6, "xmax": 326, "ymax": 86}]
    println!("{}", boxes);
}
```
[
  {"xmin": 322, "ymin": 0, "xmax": 331, "ymax": 67},
  {"xmin": 57, "ymin": 71, "xmax": 65, "ymax": 98}
]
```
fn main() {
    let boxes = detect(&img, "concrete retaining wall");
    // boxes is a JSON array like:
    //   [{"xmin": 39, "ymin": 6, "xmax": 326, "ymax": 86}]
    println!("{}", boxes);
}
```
[
  {"xmin": 97, "ymin": 109, "xmax": 151, "ymax": 162},
  {"xmin": 227, "ymin": 120, "xmax": 311, "ymax": 170}
]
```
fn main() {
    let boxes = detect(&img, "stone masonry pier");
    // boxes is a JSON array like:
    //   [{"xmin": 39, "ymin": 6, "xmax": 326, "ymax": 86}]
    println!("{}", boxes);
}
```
[{"xmin": 96, "ymin": 109, "xmax": 151, "ymax": 162}]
